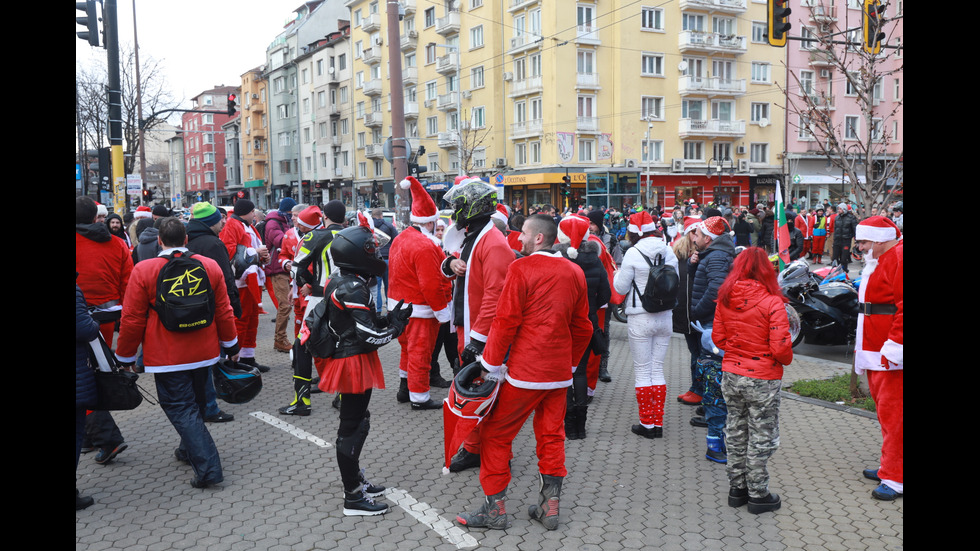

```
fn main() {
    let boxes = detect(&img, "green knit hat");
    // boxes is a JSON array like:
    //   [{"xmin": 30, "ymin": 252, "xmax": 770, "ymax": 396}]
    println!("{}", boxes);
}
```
[{"xmin": 192, "ymin": 202, "xmax": 222, "ymax": 227}]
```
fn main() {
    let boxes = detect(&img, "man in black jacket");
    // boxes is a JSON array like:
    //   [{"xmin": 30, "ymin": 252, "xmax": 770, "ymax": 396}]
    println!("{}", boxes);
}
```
[
  {"xmin": 832, "ymin": 203, "xmax": 858, "ymax": 272},
  {"xmin": 185, "ymin": 202, "xmax": 242, "ymax": 423}
]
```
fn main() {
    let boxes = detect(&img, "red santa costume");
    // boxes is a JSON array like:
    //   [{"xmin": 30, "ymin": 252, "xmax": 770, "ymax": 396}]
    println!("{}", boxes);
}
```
[
  {"xmin": 220, "ymin": 208, "xmax": 266, "ymax": 360},
  {"xmin": 854, "ymin": 216, "xmax": 903, "ymax": 498},
  {"xmin": 476, "ymin": 249, "xmax": 593, "ymax": 497},
  {"xmin": 388, "ymin": 177, "xmax": 454, "ymax": 407}
]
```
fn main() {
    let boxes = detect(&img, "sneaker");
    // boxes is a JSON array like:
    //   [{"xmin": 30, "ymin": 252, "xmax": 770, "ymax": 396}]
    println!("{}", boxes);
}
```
[
  {"xmin": 631, "ymin": 424, "xmax": 663, "ymax": 439},
  {"xmin": 278, "ymin": 403, "xmax": 311, "ymax": 416},
  {"xmin": 343, "ymin": 489, "xmax": 389, "ymax": 516},
  {"xmin": 677, "ymin": 391, "xmax": 701, "ymax": 405},
  {"xmin": 449, "ymin": 448, "xmax": 481, "ymax": 472},
  {"xmin": 747, "ymin": 492, "xmax": 781, "ymax": 514},
  {"xmin": 871, "ymin": 483, "xmax": 902, "ymax": 501},
  {"xmin": 190, "ymin": 476, "xmax": 222, "ymax": 489},
  {"xmin": 76, "ymin": 489, "xmax": 94, "ymax": 511},
  {"xmin": 728, "ymin": 487, "xmax": 749, "ymax": 507},
  {"xmin": 689, "ymin": 416, "xmax": 708, "ymax": 428},
  {"xmin": 411, "ymin": 399, "xmax": 442, "ymax": 411},
  {"xmin": 239, "ymin": 357, "xmax": 271, "ymax": 373},
  {"xmin": 863, "ymin": 468, "xmax": 881, "ymax": 482},
  {"xmin": 456, "ymin": 493, "xmax": 508, "ymax": 530},
  {"xmin": 359, "ymin": 469, "xmax": 385, "ymax": 497},
  {"xmin": 94, "ymin": 443, "xmax": 128, "ymax": 465},
  {"xmin": 205, "ymin": 411, "xmax": 235, "ymax": 423}
]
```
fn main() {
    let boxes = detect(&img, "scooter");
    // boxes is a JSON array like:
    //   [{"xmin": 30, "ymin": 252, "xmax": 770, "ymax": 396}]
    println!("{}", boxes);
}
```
[{"xmin": 778, "ymin": 259, "xmax": 859, "ymax": 348}]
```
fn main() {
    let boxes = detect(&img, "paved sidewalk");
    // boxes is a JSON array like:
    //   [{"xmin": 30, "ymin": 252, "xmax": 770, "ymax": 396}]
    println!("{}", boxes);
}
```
[{"xmin": 77, "ymin": 309, "xmax": 902, "ymax": 550}]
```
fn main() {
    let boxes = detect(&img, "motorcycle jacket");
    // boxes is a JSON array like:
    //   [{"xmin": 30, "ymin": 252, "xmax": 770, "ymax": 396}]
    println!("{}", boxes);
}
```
[
  {"xmin": 325, "ymin": 273, "xmax": 405, "ymax": 359},
  {"xmin": 293, "ymin": 223, "xmax": 344, "ymax": 297}
]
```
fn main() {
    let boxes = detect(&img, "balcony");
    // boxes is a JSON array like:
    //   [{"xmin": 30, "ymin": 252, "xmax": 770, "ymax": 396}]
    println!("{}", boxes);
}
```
[
  {"xmin": 678, "ymin": 118, "xmax": 745, "ymax": 138},
  {"xmin": 808, "ymin": 3, "xmax": 837, "ymax": 22},
  {"xmin": 508, "ymin": 0, "xmax": 539, "ymax": 12},
  {"xmin": 403, "ymin": 101, "xmax": 419, "ymax": 119},
  {"xmin": 808, "ymin": 49, "xmax": 835, "ymax": 68},
  {"xmin": 438, "ymin": 131, "xmax": 459, "ymax": 149},
  {"xmin": 363, "ymin": 79, "xmax": 383, "ymax": 96},
  {"xmin": 362, "ymin": 47, "xmax": 382, "ymax": 65},
  {"xmin": 575, "ymin": 25, "xmax": 600, "ymax": 45},
  {"xmin": 678, "ymin": 0, "xmax": 746, "ymax": 15},
  {"xmin": 435, "ymin": 52, "xmax": 459, "ymax": 75},
  {"xmin": 364, "ymin": 111, "xmax": 384, "ymax": 127},
  {"xmin": 510, "ymin": 119, "xmax": 543, "ymax": 139},
  {"xmin": 365, "ymin": 143, "xmax": 385, "ymax": 159},
  {"xmin": 400, "ymin": 30, "xmax": 418, "ymax": 51},
  {"xmin": 577, "ymin": 116, "xmax": 600, "ymax": 134},
  {"xmin": 361, "ymin": 14, "xmax": 381, "ymax": 33},
  {"xmin": 331, "ymin": 135, "xmax": 342, "ymax": 147},
  {"xmin": 678, "ymin": 76, "xmax": 746, "ymax": 97},
  {"xmin": 508, "ymin": 33, "xmax": 542, "ymax": 55},
  {"xmin": 805, "ymin": 94, "xmax": 835, "ymax": 110},
  {"xmin": 402, "ymin": 66, "xmax": 418, "ymax": 86},
  {"xmin": 329, "ymin": 104, "xmax": 341, "ymax": 117},
  {"xmin": 436, "ymin": 12, "xmax": 460, "ymax": 36},
  {"xmin": 575, "ymin": 72, "xmax": 601, "ymax": 90},
  {"xmin": 437, "ymin": 91, "xmax": 458, "ymax": 111},
  {"xmin": 402, "ymin": 0, "xmax": 416, "ymax": 15},
  {"xmin": 508, "ymin": 75, "xmax": 543, "ymax": 98},
  {"xmin": 678, "ymin": 31, "xmax": 746, "ymax": 55}
]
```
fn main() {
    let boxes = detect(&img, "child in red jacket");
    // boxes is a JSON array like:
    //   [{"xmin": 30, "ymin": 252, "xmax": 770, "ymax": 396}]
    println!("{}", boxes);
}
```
[{"xmin": 712, "ymin": 247, "xmax": 793, "ymax": 514}]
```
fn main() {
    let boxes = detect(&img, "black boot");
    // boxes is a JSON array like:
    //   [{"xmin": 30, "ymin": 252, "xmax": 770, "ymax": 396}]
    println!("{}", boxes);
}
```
[
  {"xmin": 457, "ymin": 491, "xmax": 508, "ymax": 529},
  {"xmin": 564, "ymin": 409, "xmax": 581, "ymax": 440},
  {"xmin": 575, "ymin": 406, "xmax": 588, "ymax": 440},
  {"xmin": 239, "ymin": 357, "xmax": 271, "ymax": 373},
  {"xmin": 528, "ymin": 474, "xmax": 563, "ymax": 530},
  {"xmin": 396, "ymin": 378, "xmax": 409, "ymax": 403},
  {"xmin": 598, "ymin": 355, "xmax": 611, "ymax": 382},
  {"xmin": 449, "ymin": 447, "xmax": 481, "ymax": 472},
  {"xmin": 278, "ymin": 376, "xmax": 311, "ymax": 416}
]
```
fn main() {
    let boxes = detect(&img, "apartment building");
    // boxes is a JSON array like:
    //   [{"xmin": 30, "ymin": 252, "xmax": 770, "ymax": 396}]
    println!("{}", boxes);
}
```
[
  {"xmin": 342, "ymin": 0, "xmax": 787, "ymax": 214},
  {"xmin": 239, "ymin": 67, "xmax": 271, "ymax": 209},
  {"xmin": 181, "ymin": 86, "xmax": 238, "ymax": 204},
  {"xmin": 783, "ymin": 0, "xmax": 903, "ymax": 207}
]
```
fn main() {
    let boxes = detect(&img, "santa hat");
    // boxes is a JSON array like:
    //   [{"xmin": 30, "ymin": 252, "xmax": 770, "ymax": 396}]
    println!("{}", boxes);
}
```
[
  {"xmin": 558, "ymin": 215, "xmax": 590, "ymax": 259},
  {"xmin": 682, "ymin": 216, "xmax": 701, "ymax": 235},
  {"xmin": 491, "ymin": 203, "xmax": 509, "ymax": 225},
  {"xmin": 628, "ymin": 211, "xmax": 659, "ymax": 235},
  {"xmin": 95, "ymin": 202, "xmax": 108, "ymax": 218},
  {"xmin": 297, "ymin": 205, "xmax": 323, "ymax": 230},
  {"xmin": 400, "ymin": 176, "xmax": 439, "ymax": 224},
  {"xmin": 856, "ymin": 215, "xmax": 901, "ymax": 242},
  {"xmin": 357, "ymin": 210, "xmax": 376, "ymax": 232},
  {"xmin": 134, "ymin": 205, "xmax": 152, "ymax": 219},
  {"xmin": 697, "ymin": 216, "xmax": 728, "ymax": 240}
]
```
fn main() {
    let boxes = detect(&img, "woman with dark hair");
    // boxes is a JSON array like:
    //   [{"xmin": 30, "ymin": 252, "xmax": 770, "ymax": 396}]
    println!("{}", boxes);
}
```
[
  {"xmin": 711, "ymin": 247, "xmax": 793, "ymax": 514},
  {"xmin": 613, "ymin": 211, "xmax": 678, "ymax": 439}
]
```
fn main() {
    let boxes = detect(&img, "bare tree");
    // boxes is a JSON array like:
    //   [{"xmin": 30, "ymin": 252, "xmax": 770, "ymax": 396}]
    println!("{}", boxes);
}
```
[
  {"xmin": 780, "ymin": 2, "xmax": 903, "ymax": 218},
  {"xmin": 458, "ymin": 109, "xmax": 494, "ymax": 176},
  {"xmin": 76, "ymin": 44, "xmax": 180, "ymax": 176}
]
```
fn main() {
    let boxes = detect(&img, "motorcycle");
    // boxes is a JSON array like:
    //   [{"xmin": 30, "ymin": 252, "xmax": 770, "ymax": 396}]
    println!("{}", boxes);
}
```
[{"xmin": 778, "ymin": 259, "xmax": 859, "ymax": 348}]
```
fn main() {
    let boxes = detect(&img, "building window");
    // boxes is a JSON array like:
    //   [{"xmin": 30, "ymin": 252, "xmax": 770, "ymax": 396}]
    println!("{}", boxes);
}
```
[
  {"xmin": 845, "ymin": 116, "xmax": 860, "ymax": 140},
  {"xmin": 578, "ymin": 139, "xmax": 595, "ymax": 162},
  {"xmin": 641, "ymin": 96, "xmax": 664, "ymax": 120},
  {"xmin": 642, "ymin": 140, "xmax": 663, "ymax": 163},
  {"xmin": 470, "ymin": 25, "xmax": 484, "ymax": 49},
  {"xmin": 641, "ymin": 7, "xmax": 664, "ymax": 31},
  {"xmin": 471, "ymin": 106, "xmax": 486, "ymax": 129},
  {"xmin": 427, "ymin": 116, "xmax": 439, "ymax": 136},
  {"xmin": 515, "ymin": 143, "xmax": 527, "ymax": 165},
  {"xmin": 471, "ymin": 66, "xmax": 485, "ymax": 89},
  {"xmin": 424, "ymin": 7, "xmax": 435, "ymax": 27},
  {"xmin": 752, "ymin": 21, "xmax": 767, "ymax": 43},
  {"xmin": 751, "ymin": 62, "xmax": 771, "ymax": 83},
  {"xmin": 683, "ymin": 141, "xmax": 704, "ymax": 161},
  {"xmin": 713, "ymin": 142, "xmax": 732, "ymax": 161},
  {"xmin": 751, "ymin": 102, "xmax": 770, "ymax": 124},
  {"xmin": 530, "ymin": 141, "xmax": 541, "ymax": 164},
  {"xmin": 750, "ymin": 143, "xmax": 768, "ymax": 164},
  {"xmin": 641, "ymin": 53, "xmax": 664, "ymax": 76}
]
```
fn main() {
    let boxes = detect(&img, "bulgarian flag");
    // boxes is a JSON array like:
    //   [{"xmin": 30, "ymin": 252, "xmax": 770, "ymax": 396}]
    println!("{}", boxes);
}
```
[{"xmin": 774, "ymin": 181, "xmax": 791, "ymax": 270}]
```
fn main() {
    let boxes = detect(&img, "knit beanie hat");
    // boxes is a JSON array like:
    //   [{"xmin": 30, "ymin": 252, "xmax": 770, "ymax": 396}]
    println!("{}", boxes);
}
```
[
  {"xmin": 152, "ymin": 205, "xmax": 171, "ymax": 217},
  {"xmin": 323, "ymin": 200, "xmax": 346, "ymax": 224},
  {"xmin": 192, "ymin": 202, "xmax": 222, "ymax": 228},
  {"xmin": 587, "ymin": 209, "xmax": 605, "ymax": 229},
  {"xmin": 233, "ymin": 199, "xmax": 255, "ymax": 217},
  {"xmin": 278, "ymin": 197, "xmax": 297, "ymax": 214}
]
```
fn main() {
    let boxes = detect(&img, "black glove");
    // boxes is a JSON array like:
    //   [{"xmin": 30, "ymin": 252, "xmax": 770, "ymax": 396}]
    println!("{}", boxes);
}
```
[
  {"xmin": 387, "ymin": 299, "xmax": 413, "ymax": 324},
  {"xmin": 460, "ymin": 340, "xmax": 485, "ymax": 365}
]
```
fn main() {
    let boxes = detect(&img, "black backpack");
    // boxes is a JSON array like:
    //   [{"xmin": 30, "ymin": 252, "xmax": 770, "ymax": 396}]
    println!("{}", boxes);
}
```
[
  {"xmin": 154, "ymin": 251, "xmax": 216, "ymax": 332},
  {"xmin": 630, "ymin": 249, "xmax": 679, "ymax": 313}
]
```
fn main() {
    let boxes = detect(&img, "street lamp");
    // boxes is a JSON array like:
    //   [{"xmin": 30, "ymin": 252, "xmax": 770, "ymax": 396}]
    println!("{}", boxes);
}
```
[
  {"xmin": 428, "ymin": 42, "xmax": 462, "ymax": 176},
  {"xmin": 644, "ymin": 119, "xmax": 654, "ymax": 207},
  {"xmin": 708, "ymin": 156, "xmax": 736, "ymax": 206}
]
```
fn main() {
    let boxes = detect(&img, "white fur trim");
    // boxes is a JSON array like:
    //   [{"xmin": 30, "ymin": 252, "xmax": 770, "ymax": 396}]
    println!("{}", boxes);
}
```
[
  {"xmin": 567, "ymin": 247, "xmax": 578, "ymax": 259},
  {"xmin": 400, "ymin": 178, "xmax": 414, "ymax": 190},
  {"xmin": 411, "ymin": 213, "xmax": 440, "ymax": 224},
  {"xmin": 880, "ymin": 339, "xmax": 903, "ymax": 366}
]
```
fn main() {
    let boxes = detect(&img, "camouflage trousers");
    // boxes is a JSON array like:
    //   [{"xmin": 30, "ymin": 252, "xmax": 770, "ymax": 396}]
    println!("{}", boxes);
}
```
[{"xmin": 722, "ymin": 372, "xmax": 781, "ymax": 498}]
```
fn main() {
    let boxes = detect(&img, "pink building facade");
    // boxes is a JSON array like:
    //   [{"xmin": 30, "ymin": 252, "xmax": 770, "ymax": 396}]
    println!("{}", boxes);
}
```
[{"xmin": 182, "ymin": 86, "xmax": 238, "ymax": 205}]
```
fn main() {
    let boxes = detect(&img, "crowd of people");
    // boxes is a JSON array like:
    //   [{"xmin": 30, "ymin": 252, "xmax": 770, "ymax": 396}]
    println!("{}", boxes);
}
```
[{"xmin": 76, "ymin": 186, "xmax": 903, "ymax": 522}]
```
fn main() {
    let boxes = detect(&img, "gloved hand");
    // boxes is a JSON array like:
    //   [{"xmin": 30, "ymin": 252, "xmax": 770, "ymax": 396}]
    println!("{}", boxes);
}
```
[
  {"xmin": 460, "ymin": 340, "xmax": 485, "ymax": 365},
  {"xmin": 386, "ymin": 300, "xmax": 414, "ymax": 335}
]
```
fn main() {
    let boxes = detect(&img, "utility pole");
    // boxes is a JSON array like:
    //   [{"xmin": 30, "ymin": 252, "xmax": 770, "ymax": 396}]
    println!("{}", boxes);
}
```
[
  {"xmin": 386, "ymin": 0, "xmax": 410, "ymax": 227},
  {"xmin": 104, "ymin": 0, "xmax": 126, "ymax": 213}
]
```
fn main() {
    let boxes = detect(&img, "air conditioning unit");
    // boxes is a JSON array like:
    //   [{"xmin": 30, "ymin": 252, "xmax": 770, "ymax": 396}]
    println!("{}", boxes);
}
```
[
  {"xmin": 374, "ymin": 35, "xmax": 384, "ymax": 46},
  {"xmin": 671, "ymin": 158, "xmax": 685, "ymax": 172},
  {"xmin": 423, "ymin": 99, "xmax": 434, "ymax": 108},
  {"xmin": 409, "ymin": 30, "xmax": 418, "ymax": 39},
  {"xmin": 738, "ymin": 159, "xmax": 749, "ymax": 172},
  {"xmin": 461, "ymin": 90, "xmax": 472, "ymax": 99},
  {"xmin": 819, "ymin": 69, "xmax": 832, "ymax": 78},
  {"xmin": 495, "ymin": 157, "xmax": 507, "ymax": 167},
  {"xmin": 252, "ymin": 93, "xmax": 259, "ymax": 99},
  {"xmin": 625, "ymin": 158, "xmax": 638, "ymax": 168},
  {"xmin": 502, "ymin": 72, "xmax": 514, "ymax": 81},
  {"xmin": 736, "ymin": 145, "xmax": 746, "ymax": 155}
]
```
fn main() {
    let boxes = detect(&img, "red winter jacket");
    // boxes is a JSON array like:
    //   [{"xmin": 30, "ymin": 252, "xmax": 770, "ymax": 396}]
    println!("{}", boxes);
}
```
[{"xmin": 712, "ymin": 279, "xmax": 793, "ymax": 380}]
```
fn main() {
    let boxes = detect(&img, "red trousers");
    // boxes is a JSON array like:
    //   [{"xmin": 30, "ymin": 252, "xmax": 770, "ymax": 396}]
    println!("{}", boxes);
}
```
[
  {"xmin": 867, "ymin": 369, "xmax": 903, "ymax": 487},
  {"xmin": 398, "ymin": 317, "xmax": 440, "ymax": 395},
  {"xmin": 236, "ymin": 286, "xmax": 259, "ymax": 349},
  {"xmin": 478, "ymin": 382, "xmax": 568, "ymax": 496}
]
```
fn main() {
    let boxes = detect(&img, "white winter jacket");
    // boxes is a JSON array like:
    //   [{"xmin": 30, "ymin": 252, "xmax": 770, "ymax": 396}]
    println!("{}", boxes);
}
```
[{"xmin": 613, "ymin": 236, "xmax": 679, "ymax": 316}]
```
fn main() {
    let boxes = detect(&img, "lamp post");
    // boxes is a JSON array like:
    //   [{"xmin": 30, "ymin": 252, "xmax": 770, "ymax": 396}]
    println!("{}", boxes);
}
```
[
  {"xmin": 644, "ymin": 119, "xmax": 653, "ymax": 207},
  {"xmin": 708, "ymin": 156, "xmax": 736, "ymax": 206},
  {"xmin": 429, "ymin": 42, "xmax": 462, "ymax": 176}
]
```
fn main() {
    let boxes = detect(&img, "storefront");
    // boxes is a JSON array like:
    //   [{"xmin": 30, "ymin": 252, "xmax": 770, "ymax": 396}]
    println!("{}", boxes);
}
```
[
  {"xmin": 501, "ymin": 171, "xmax": 587, "ymax": 214},
  {"xmin": 586, "ymin": 171, "xmax": 752, "ymax": 211}
]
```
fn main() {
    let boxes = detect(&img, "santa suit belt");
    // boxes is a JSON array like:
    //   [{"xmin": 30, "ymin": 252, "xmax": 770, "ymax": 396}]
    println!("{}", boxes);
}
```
[{"xmin": 859, "ymin": 303, "xmax": 896, "ymax": 315}]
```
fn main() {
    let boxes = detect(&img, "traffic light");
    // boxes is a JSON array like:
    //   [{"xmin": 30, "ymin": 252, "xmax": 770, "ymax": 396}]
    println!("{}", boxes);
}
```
[
  {"xmin": 862, "ymin": 0, "xmax": 886, "ymax": 55},
  {"xmin": 766, "ymin": 0, "xmax": 792, "ymax": 47},
  {"xmin": 408, "ymin": 145, "xmax": 427, "ymax": 176},
  {"xmin": 560, "ymin": 175, "xmax": 571, "ymax": 197},
  {"xmin": 76, "ymin": 0, "xmax": 101, "ymax": 47},
  {"xmin": 227, "ymin": 93, "xmax": 237, "ymax": 116},
  {"xmin": 142, "ymin": 188, "xmax": 152, "ymax": 202}
]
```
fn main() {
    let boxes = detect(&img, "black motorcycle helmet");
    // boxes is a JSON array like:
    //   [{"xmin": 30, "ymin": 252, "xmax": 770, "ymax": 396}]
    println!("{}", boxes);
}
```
[
  {"xmin": 212, "ymin": 359, "xmax": 263, "ymax": 404},
  {"xmin": 443, "ymin": 177, "xmax": 498, "ymax": 230},
  {"xmin": 331, "ymin": 225, "xmax": 387, "ymax": 277}
]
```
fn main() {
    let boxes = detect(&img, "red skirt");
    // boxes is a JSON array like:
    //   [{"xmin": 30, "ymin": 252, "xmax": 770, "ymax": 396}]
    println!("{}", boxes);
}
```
[{"xmin": 316, "ymin": 351, "xmax": 386, "ymax": 395}]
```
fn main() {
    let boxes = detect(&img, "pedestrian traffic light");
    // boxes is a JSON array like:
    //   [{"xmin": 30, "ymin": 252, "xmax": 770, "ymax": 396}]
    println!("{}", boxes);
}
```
[
  {"xmin": 862, "ymin": 0, "xmax": 886, "ymax": 55},
  {"xmin": 227, "ymin": 93, "xmax": 237, "ymax": 117},
  {"xmin": 766, "ymin": 0, "xmax": 792, "ymax": 48},
  {"xmin": 76, "ymin": 0, "xmax": 101, "ymax": 47},
  {"xmin": 142, "ymin": 188, "xmax": 151, "ymax": 202},
  {"xmin": 560, "ymin": 175, "xmax": 571, "ymax": 197}
]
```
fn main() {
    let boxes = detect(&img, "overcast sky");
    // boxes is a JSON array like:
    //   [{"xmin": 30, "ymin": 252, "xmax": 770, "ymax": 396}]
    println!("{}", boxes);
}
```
[{"xmin": 76, "ymin": 0, "xmax": 302, "ymax": 110}]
